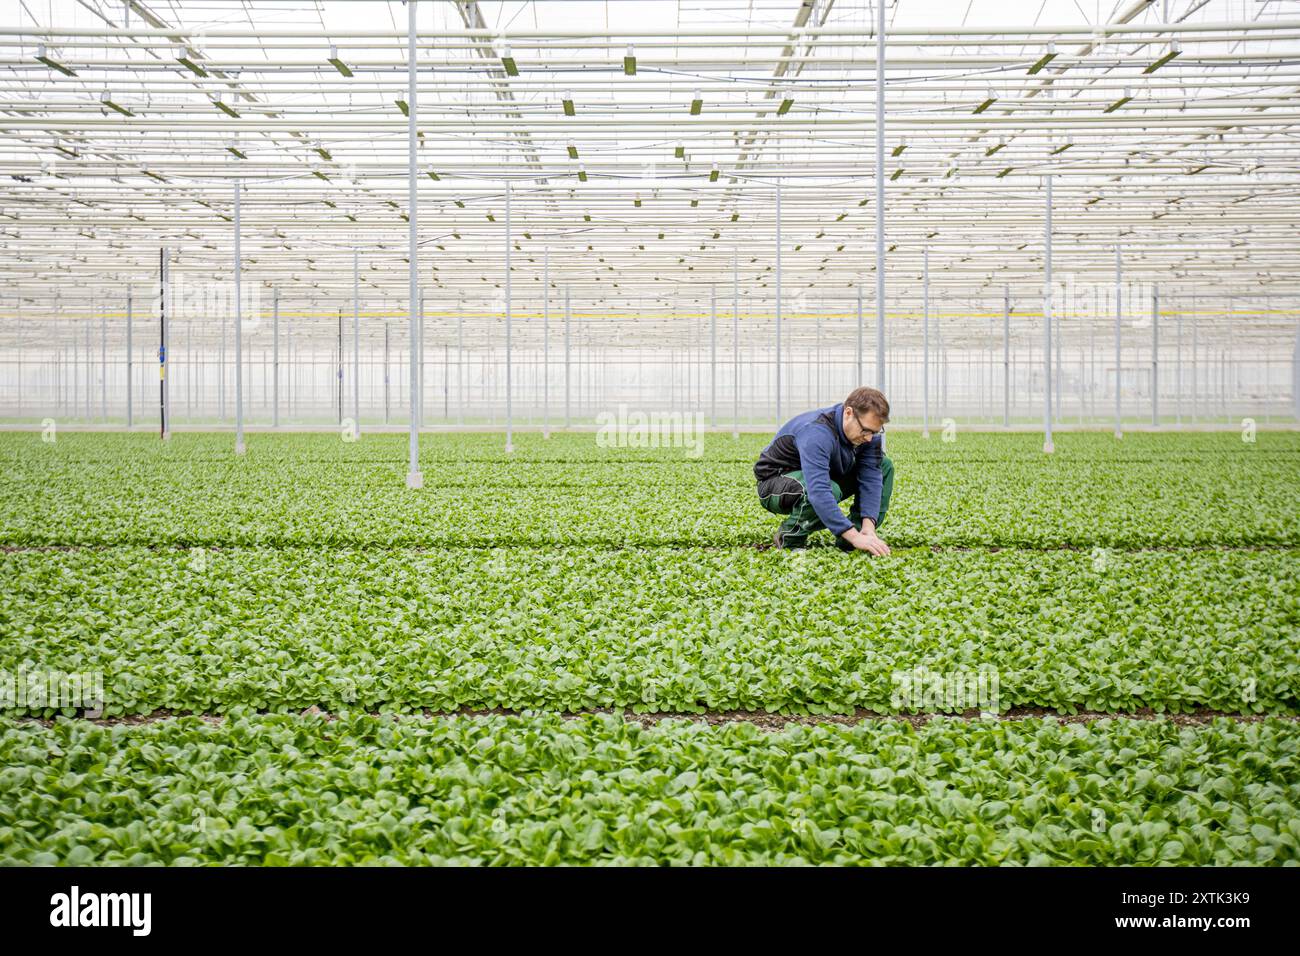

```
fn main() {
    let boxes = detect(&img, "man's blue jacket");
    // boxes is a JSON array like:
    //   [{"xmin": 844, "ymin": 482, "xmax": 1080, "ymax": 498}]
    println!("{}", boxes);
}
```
[{"xmin": 753, "ymin": 403, "xmax": 885, "ymax": 536}]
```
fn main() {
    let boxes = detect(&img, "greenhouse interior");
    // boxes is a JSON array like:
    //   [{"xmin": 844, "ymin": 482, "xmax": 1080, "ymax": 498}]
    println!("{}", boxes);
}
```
[
  {"xmin": 0, "ymin": 0, "xmax": 1297, "ymax": 883},
  {"xmin": 2, "ymin": 0, "xmax": 1297, "ymax": 432}
]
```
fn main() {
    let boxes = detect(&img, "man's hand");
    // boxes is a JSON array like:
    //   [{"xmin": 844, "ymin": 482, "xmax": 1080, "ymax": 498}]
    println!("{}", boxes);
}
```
[{"xmin": 842, "ymin": 527, "xmax": 891, "ymax": 556}]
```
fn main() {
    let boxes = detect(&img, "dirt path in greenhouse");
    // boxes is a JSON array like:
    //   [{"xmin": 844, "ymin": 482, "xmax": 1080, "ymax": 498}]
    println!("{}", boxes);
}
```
[
  {"xmin": 18, "ymin": 705, "xmax": 1297, "ymax": 731},
  {"xmin": 4, "ymin": 541, "xmax": 1299, "ymax": 554}
]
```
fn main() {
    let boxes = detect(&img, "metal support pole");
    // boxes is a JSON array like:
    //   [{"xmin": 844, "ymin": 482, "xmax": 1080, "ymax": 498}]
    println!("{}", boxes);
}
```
[
  {"xmin": 543, "ymin": 247, "xmax": 550, "ymax": 438},
  {"xmin": 1114, "ymin": 244, "xmax": 1123, "ymax": 438},
  {"xmin": 941, "ymin": 316, "xmax": 951, "ymax": 416},
  {"xmin": 353, "ymin": 247, "xmax": 360, "ymax": 434},
  {"xmin": 505, "ymin": 181, "xmax": 514, "ymax": 453},
  {"xmin": 874, "ymin": 0, "xmax": 886, "ymax": 393},
  {"xmin": 219, "ymin": 300, "xmax": 226, "ymax": 423},
  {"xmin": 99, "ymin": 310, "xmax": 106, "ymax": 421},
  {"xmin": 184, "ymin": 315, "xmax": 190, "ymax": 423},
  {"xmin": 404, "ymin": 0, "xmax": 422, "ymax": 488},
  {"xmin": 732, "ymin": 250, "xmax": 740, "ymax": 438},
  {"xmin": 814, "ymin": 310, "xmax": 822, "ymax": 405},
  {"xmin": 337, "ymin": 308, "xmax": 343, "ymax": 426},
  {"xmin": 922, "ymin": 248, "xmax": 930, "ymax": 438},
  {"xmin": 855, "ymin": 285, "xmax": 863, "ymax": 385},
  {"xmin": 1076, "ymin": 344, "xmax": 1084, "ymax": 426},
  {"xmin": 710, "ymin": 284, "xmax": 717, "ymax": 427},
  {"xmin": 1191, "ymin": 299, "xmax": 1198, "ymax": 423},
  {"xmin": 1054, "ymin": 303, "xmax": 1062, "ymax": 423},
  {"xmin": 272, "ymin": 289, "xmax": 279, "ymax": 427},
  {"xmin": 1089, "ymin": 292, "xmax": 1097, "ymax": 421},
  {"xmin": 564, "ymin": 285, "xmax": 571, "ymax": 428},
  {"xmin": 418, "ymin": 294, "xmax": 424, "ymax": 429},
  {"xmin": 1292, "ymin": 317, "xmax": 1300, "ymax": 422},
  {"xmin": 775, "ymin": 182, "xmax": 782, "ymax": 423},
  {"xmin": 85, "ymin": 324, "xmax": 91, "ymax": 421},
  {"xmin": 126, "ymin": 292, "xmax": 133, "ymax": 427},
  {"xmin": 159, "ymin": 248, "xmax": 168, "ymax": 440},
  {"xmin": 1151, "ymin": 285, "xmax": 1159, "ymax": 427},
  {"xmin": 234, "ymin": 180, "xmax": 245, "ymax": 454},
  {"xmin": 1002, "ymin": 286, "xmax": 1010, "ymax": 427},
  {"xmin": 1175, "ymin": 308, "xmax": 1182, "ymax": 427},
  {"xmin": 456, "ymin": 307, "xmax": 463, "ymax": 426},
  {"xmin": 13, "ymin": 299, "xmax": 20, "ymax": 421},
  {"xmin": 1219, "ymin": 347, "xmax": 1226, "ymax": 421},
  {"xmin": 1043, "ymin": 176, "xmax": 1054, "ymax": 454},
  {"xmin": 285, "ymin": 317, "xmax": 292, "ymax": 421},
  {"xmin": 383, "ymin": 321, "xmax": 390, "ymax": 426}
]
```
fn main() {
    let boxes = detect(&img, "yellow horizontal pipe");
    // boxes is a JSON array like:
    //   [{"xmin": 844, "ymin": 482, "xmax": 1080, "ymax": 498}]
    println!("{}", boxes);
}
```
[{"xmin": 7, "ymin": 308, "xmax": 1300, "ymax": 322}]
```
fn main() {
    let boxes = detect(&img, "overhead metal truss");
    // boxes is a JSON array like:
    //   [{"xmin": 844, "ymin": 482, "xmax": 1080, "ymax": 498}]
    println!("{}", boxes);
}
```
[{"xmin": 0, "ymin": 0, "xmax": 1296, "ymax": 430}]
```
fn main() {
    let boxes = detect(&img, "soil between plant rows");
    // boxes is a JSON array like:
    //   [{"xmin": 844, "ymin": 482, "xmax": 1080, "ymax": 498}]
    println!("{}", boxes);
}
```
[{"xmin": 15, "ymin": 705, "xmax": 1296, "ymax": 732}]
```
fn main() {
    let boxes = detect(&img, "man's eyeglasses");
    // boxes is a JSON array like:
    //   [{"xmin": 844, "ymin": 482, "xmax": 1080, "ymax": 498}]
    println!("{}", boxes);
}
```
[{"xmin": 852, "ymin": 410, "xmax": 882, "ymax": 439}]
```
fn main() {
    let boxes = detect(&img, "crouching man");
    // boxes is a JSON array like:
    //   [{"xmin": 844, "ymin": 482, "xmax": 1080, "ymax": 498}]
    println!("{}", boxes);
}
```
[{"xmin": 754, "ymin": 387, "xmax": 894, "ymax": 554}]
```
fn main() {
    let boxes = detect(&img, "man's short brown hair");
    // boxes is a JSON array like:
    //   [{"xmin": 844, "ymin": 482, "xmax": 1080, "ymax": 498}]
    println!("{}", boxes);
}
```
[{"xmin": 845, "ymin": 387, "xmax": 890, "ymax": 423}]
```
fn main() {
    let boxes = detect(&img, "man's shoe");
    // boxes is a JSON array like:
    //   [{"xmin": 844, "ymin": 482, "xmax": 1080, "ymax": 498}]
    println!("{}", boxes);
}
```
[{"xmin": 773, "ymin": 527, "xmax": 808, "ymax": 550}]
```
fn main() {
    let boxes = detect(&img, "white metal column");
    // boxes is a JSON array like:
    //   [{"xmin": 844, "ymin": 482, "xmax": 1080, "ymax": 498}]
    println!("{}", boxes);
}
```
[
  {"xmin": 1043, "ymin": 176, "xmax": 1054, "ymax": 454},
  {"xmin": 285, "ymin": 317, "xmax": 292, "ymax": 421},
  {"xmin": 505, "ymin": 181, "xmax": 514, "ymax": 453},
  {"xmin": 922, "ymin": 248, "xmax": 930, "ymax": 438},
  {"xmin": 1002, "ymin": 286, "xmax": 1010, "ymax": 427},
  {"xmin": 1114, "ymin": 244, "xmax": 1123, "ymax": 438},
  {"xmin": 1191, "ymin": 295, "xmax": 1198, "ymax": 423},
  {"xmin": 1292, "ymin": 317, "xmax": 1300, "ymax": 422},
  {"xmin": 710, "ymin": 285, "xmax": 717, "ymax": 427},
  {"xmin": 99, "ymin": 310, "xmax": 106, "ymax": 421},
  {"xmin": 775, "ymin": 182, "xmax": 782, "ymax": 423},
  {"xmin": 564, "ymin": 285, "xmax": 571, "ymax": 428},
  {"xmin": 1054, "ymin": 300, "xmax": 1062, "ymax": 424},
  {"xmin": 732, "ymin": 249, "xmax": 739, "ymax": 438},
  {"xmin": 456, "ymin": 306, "xmax": 463, "ymax": 426},
  {"xmin": 234, "ymin": 180, "xmax": 245, "ymax": 454},
  {"xmin": 874, "ymin": 0, "xmax": 886, "ymax": 392},
  {"xmin": 160, "ymin": 248, "xmax": 169, "ymax": 440},
  {"xmin": 855, "ymin": 285, "xmax": 863, "ymax": 385},
  {"xmin": 1151, "ymin": 285, "xmax": 1159, "ymax": 427},
  {"xmin": 13, "ymin": 299, "xmax": 20, "ymax": 421},
  {"xmin": 543, "ymin": 247, "xmax": 550, "ymax": 439},
  {"xmin": 219, "ymin": 298, "xmax": 226, "ymax": 422},
  {"xmin": 126, "ymin": 292, "xmax": 133, "ymax": 427},
  {"xmin": 353, "ymin": 247, "xmax": 360, "ymax": 434},
  {"xmin": 404, "ymin": 0, "xmax": 422, "ymax": 488},
  {"xmin": 418, "ymin": 294, "xmax": 424, "ymax": 429},
  {"xmin": 272, "ymin": 289, "xmax": 279, "ymax": 427},
  {"xmin": 184, "ymin": 315, "xmax": 190, "ymax": 422},
  {"xmin": 1175, "ymin": 309, "xmax": 1182, "ymax": 427},
  {"xmin": 85, "ymin": 322, "xmax": 91, "ymax": 419}
]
